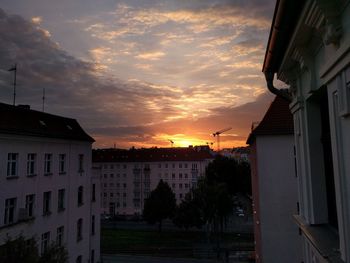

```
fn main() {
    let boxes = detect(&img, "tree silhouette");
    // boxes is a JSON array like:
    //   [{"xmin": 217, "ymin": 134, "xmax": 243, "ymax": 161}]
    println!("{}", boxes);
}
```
[{"xmin": 143, "ymin": 180, "xmax": 176, "ymax": 232}]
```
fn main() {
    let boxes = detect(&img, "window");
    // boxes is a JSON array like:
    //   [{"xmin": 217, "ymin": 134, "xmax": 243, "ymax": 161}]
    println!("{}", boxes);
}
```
[
  {"xmin": 172, "ymin": 173, "xmax": 175, "ymax": 179},
  {"xmin": 78, "ymin": 186, "xmax": 84, "ymax": 206},
  {"xmin": 43, "ymin": 191, "xmax": 51, "ymax": 215},
  {"xmin": 57, "ymin": 226, "xmax": 64, "ymax": 246},
  {"xmin": 172, "ymin": 183, "xmax": 176, "ymax": 188},
  {"xmin": 110, "ymin": 164, "xmax": 114, "ymax": 169},
  {"xmin": 59, "ymin": 154, "xmax": 66, "ymax": 174},
  {"xmin": 179, "ymin": 163, "xmax": 182, "ymax": 168},
  {"xmin": 41, "ymin": 232, "xmax": 50, "ymax": 254},
  {"xmin": 123, "ymin": 183, "xmax": 127, "ymax": 188},
  {"xmin": 179, "ymin": 183, "xmax": 183, "ymax": 189},
  {"xmin": 78, "ymin": 154, "xmax": 84, "ymax": 172},
  {"xmin": 172, "ymin": 163, "xmax": 175, "ymax": 168},
  {"xmin": 91, "ymin": 250, "xmax": 95, "ymax": 263},
  {"xmin": 27, "ymin": 153, "xmax": 37, "ymax": 176},
  {"xmin": 91, "ymin": 215, "xmax": 95, "ymax": 235},
  {"xmin": 123, "ymin": 164, "xmax": 127, "ymax": 169},
  {"xmin": 44, "ymin": 154, "xmax": 52, "ymax": 175},
  {"xmin": 76, "ymin": 255, "xmax": 82, "ymax": 263},
  {"xmin": 192, "ymin": 163, "xmax": 198, "ymax": 170},
  {"xmin": 103, "ymin": 174, "xmax": 107, "ymax": 178},
  {"xmin": 110, "ymin": 193, "xmax": 113, "ymax": 197},
  {"xmin": 7, "ymin": 153, "xmax": 18, "ymax": 177},
  {"xmin": 123, "ymin": 193, "xmax": 126, "ymax": 197},
  {"xmin": 58, "ymin": 189, "xmax": 65, "ymax": 211},
  {"xmin": 179, "ymin": 173, "xmax": 183, "ymax": 179},
  {"xmin": 4, "ymin": 198, "xmax": 16, "ymax": 224},
  {"xmin": 77, "ymin": 218, "xmax": 83, "ymax": 241},
  {"xmin": 184, "ymin": 163, "xmax": 188, "ymax": 168},
  {"xmin": 165, "ymin": 163, "xmax": 168, "ymax": 168},
  {"xmin": 25, "ymin": 194, "xmax": 35, "ymax": 217},
  {"xmin": 110, "ymin": 174, "xmax": 114, "ymax": 178},
  {"xmin": 185, "ymin": 173, "xmax": 188, "ymax": 179},
  {"xmin": 110, "ymin": 183, "xmax": 114, "ymax": 187},
  {"xmin": 92, "ymin": 184, "xmax": 96, "ymax": 202},
  {"xmin": 103, "ymin": 192, "xmax": 107, "ymax": 197}
]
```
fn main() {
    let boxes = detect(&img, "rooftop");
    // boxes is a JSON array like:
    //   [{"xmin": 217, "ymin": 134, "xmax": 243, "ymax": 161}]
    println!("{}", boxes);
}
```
[
  {"xmin": 92, "ymin": 146, "xmax": 214, "ymax": 163},
  {"xmin": 246, "ymin": 96, "xmax": 293, "ymax": 144},
  {"xmin": 0, "ymin": 102, "xmax": 94, "ymax": 142}
]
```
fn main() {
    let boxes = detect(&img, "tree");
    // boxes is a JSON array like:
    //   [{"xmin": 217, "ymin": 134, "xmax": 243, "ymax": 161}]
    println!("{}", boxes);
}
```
[
  {"xmin": 173, "ymin": 191, "xmax": 204, "ymax": 230},
  {"xmin": 143, "ymin": 180, "xmax": 176, "ymax": 231},
  {"xmin": 0, "ymin": 236, "xmax": 39, "ymax": 263},
  {"xmin": 0, "ymin": 235, "xmax": 68, "ymax": 263},
  {"xmin": 39, "ymin": 243, "xmax": 68, "ymax": 263}
]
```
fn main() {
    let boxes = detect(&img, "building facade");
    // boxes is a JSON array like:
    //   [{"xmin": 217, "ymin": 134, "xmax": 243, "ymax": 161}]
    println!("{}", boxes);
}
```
[
  {"xmin": 0, "ymin": 103, "xmax": 100, "ymax": 263},
  {"xmin": 263, "ymin": 0, "xmax": 350, "ymax": 262},
  {"xmin": 247, "ymin": 96, "xmax": 301, "ymax": 263},
  {"xmin": 93, "ymin": 146, "xmax": 213, "ymax": 216}
]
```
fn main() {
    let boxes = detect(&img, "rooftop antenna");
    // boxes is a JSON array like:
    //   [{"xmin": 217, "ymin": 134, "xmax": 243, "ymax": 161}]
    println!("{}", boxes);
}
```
[
  {"xmin": 42, "ymin": 87, "xmax": 45, "ymax": 112},
  {"xmin": 212, "ymin": 127, "xmax": 232, "ymax": 152},
  {"xmin": 8, "ymin": 64, "xmax": 17, "ymax": 106}
]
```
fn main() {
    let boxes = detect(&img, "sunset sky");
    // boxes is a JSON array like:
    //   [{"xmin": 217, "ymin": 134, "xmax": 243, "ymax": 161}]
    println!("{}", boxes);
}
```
[{"xmin": 0, "ymin": 0, "xmax": 282, "ymax": 149}]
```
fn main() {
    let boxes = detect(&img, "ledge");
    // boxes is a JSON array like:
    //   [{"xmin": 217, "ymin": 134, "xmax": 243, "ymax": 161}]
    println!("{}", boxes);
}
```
[
  {"xmin": 6, "ymin": 176, "xmax": 19, "ymax": 180},
  {"xmin": 0, "ymin": 217, "xmax": 35, "ymax": 230},
  {"xmin": 27, "ymin": 174, "xmax": 37, "ymax": 178},
  {"xmin": 293, "ymin": 215, "xmax": 344, "ymax": 262}
]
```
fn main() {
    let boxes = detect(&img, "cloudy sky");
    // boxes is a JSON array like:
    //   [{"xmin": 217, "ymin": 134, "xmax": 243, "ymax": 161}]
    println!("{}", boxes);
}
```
[{"xmin": 0, "ymin": 0, "xmax": 279, "ymax": 149}]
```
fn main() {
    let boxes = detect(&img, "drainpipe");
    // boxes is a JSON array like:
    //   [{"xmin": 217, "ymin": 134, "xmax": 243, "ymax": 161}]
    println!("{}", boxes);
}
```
[{"xmin": 264, "ymin": 70, "xmax": 292, "ymax": 102}]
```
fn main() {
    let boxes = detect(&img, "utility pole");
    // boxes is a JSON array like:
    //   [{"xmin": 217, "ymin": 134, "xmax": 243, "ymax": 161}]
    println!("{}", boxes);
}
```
[{"xmin": 8, "ymin": 64, "xmax": 17, "ymax": 106}]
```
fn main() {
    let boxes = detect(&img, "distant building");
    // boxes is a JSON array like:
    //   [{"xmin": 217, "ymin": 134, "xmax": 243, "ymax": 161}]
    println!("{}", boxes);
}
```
[
  {"xmin": 0, "ymin": 103, "xmax": 99, "ymax": 263},
  {"xmin": 231, "ymin": 147, "xmax": 250, "ymax": 162},
  {"xmin": 263, "ymin": 0, "xmax": 350, "ymax": 262},
  {"xmin": 247, "ymin": 96, "xmax": 301, "ymax": 263},
  {"xmin": 92, "ymin": 146, "xmax": 214, "ymax": 216}
]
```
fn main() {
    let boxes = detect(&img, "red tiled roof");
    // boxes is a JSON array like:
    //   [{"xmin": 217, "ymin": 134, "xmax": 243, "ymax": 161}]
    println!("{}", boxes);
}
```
[
  {"xmin": 246, "ymin": 96, "xmax": 293, "ymax": 144},
  {"xmin": 92, "ymin": 146, "xmax": 214, "ymax": 163},
  {"xmin": 0, "ymin": 102, "xmax": 94, "ymax": 142}
]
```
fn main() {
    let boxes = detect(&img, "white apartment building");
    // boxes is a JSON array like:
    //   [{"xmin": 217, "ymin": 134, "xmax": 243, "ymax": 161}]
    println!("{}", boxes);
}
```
[
  {"xmin": 93, "ymin": 146, "xmax": 213, "ymax": 216},
  {"xmin": 0, "ymin": 103, "xmax": 100, "ymax": 263},
  {"xmin": 263, "ymin": 0, "xmax": 350, "ymax": 262}
]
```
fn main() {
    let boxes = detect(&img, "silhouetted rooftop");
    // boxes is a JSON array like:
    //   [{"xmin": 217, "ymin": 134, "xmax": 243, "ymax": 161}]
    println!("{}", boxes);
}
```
[
  {"xmin": 93, "ymin": 146, "xmax": 214, "ymax": 162},
  {"xmin": 246, "ymin": 96, "xmax": 293, "ymax": 144},
  {"xmin": 0, "ymin": 102, "xmax": 94, "ymax": 142}
]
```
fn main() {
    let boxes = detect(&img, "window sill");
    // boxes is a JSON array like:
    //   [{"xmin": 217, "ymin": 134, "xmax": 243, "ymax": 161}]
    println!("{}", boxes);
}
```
[
  {"xmin": 27, "ymin": 174, "xmax": 37, "ymax": 178},
  {"xmin": 0, "ymin": 217, "xmax": 35, "ymax": 230},
  {"xmin": 6, "ymin": 176, "xmax": 19, "ymax": 180},
  {"xmin": 43, "ymin": 211, "xmax": 52, "ymax": 216},
  {"xmin": 59, "ymin": 172, "xmax": 66, "ymax": 175},
  {"xmin": 44, "ymin": 173, "xmax": 53, "ymax": 176},
  {"xmin": 78, "ymin": 203, "xmax": 84, "ymax": 207},
  {"xmin": 293, "ymin": 215, "xmax": 342, "ymax": 261}
]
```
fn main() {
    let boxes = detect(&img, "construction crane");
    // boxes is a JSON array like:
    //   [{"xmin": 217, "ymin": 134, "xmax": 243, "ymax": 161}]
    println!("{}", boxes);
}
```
[
  {"xmin": 212, "ymin": 127, "xmax": 232, "ymax": 152},
  {"xmin": 168, "ymin": 139, "xmax": 174, "ymax": 147}
]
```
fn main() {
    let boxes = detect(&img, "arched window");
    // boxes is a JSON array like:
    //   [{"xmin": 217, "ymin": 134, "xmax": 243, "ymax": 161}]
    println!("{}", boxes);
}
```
[
  {"xmin": 77, "ymin": 218, "xmax": 83, "ymax": 241},
  {"xmin": 78, "ymin": 186, "xmax": 83, "ymax": 206}
]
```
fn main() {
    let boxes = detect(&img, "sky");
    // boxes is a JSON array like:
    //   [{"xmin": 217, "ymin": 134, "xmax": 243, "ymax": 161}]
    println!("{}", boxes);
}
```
[{"xmin": 0, "ymin": 0, "xmax": 280, "ymax": 149}]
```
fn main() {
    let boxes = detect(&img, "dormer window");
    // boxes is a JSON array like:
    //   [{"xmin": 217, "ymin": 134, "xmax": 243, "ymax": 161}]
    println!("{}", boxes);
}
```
[{"xmin": 39, "ymin": 120, "xmax": 46, "ymax": 126}]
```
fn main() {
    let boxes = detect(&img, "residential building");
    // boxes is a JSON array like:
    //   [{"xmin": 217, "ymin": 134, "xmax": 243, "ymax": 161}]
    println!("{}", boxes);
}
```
[
  {"xmin": 0, "ymin": 103, "xmax": 100, "ymax": 263},
  {"xmin": 92, "ymin": 146, "xmax": 213, "ymax": 216},
  {"xmin": 263, "ymin": 0, "xmax": 350, "ymax": 262},
  {"xmin": 247, "ymin": 96, "xmax": 301, "ymax": 263}
]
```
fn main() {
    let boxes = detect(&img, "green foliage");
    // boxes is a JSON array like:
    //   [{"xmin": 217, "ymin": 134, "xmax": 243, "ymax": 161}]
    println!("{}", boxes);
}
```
[
  {"xmin": 143, "ymin": 179, "xmax": 176, "ymax": 231},
  {"xmin": 173, "ymin": 191, "xmax": 204, "ymax": 229},
  {"xmin": 0, "ymin": 236, "xmax": 39, "ymax": 263},
  {"xmin": 0, "ymin": 235, "xmax": 68, "ymax": 263},
  {"xmin": 39, "ymin": 243, "xmax": 68, "ymax": 263},
  {"xmin": 206, "ymin": 156, "xmax": 251, "ymax": 195},
  {"xmin": 174, "ymin": 156, "xmax": 251, "ymax": 231}
]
